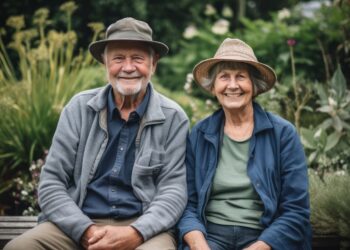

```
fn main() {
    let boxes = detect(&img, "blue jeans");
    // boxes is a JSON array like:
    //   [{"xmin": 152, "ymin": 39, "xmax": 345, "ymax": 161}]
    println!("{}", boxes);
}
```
[{"xmin": 206, "ymin": 222, "xmax": 262, "ymax": 250}]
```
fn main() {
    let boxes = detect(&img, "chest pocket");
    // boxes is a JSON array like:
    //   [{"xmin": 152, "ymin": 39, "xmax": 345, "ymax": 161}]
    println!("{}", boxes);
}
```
[{"xmin": 132, "ymin": 150, "xmax": 165, "ymax": 205}]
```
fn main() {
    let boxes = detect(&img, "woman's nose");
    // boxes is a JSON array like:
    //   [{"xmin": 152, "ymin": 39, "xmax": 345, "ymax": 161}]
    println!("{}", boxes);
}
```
[{"xmin": 227, "ymin": 78, "xmax": 238, "ymax": 88}]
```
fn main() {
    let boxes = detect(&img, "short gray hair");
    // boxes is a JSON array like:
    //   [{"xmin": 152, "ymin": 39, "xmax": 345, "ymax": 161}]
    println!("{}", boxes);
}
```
[{"xmin": 202, "ymin": 61, "xmax": 269, "ymax": 97}]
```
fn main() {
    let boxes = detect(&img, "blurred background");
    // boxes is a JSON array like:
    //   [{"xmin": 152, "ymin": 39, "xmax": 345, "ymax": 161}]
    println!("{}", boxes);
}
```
[{"xmin": 1, "ymin": 0, "xmax": 350, "ymax": 247}]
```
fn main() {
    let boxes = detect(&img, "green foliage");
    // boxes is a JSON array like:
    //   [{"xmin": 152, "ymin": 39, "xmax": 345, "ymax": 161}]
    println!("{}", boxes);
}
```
[
  {"xmin": 316, "ymin": 65, "xmax": 350, "ymax": 133},
  {"xmin": 0, "ymin": 2, "xmax": 105, "ymax": 197},
  {"xmin": 300, "ymin": 66, "xmax": 350, "ymax": 178},
  {"xmin": 152, "ymin": 78, "xmax": 217, "ymax": 126},
  {"xmin": 301, "ymin": 127, "xmax": 342, "ymax": 179},
  {"xmin": 158, "ymin": 6, "xmax": 234, "ymax": 94},
  {"xmin": 309, "ymin": 171, "xmax": 350, "ymax": 238}
]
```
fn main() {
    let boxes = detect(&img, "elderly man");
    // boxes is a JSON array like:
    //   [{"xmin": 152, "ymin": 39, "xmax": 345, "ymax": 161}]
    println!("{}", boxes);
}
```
[{"xmin": 5, "ymin": 17, "xmax": 189, "ymax": 250}]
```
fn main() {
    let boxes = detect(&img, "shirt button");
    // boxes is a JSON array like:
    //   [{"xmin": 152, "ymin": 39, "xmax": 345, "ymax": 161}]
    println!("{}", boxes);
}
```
[
  {"xmin": 112, "ymin": 169, "xmax": 117, "ymax": 173},
  {"xmin": 112, "ymin": 205, "xmax": 116, "ymax": 209},
  {"xmin": 120, "ymin": 147, "xmax": 124, "ymax": 151},
  {"xmin": 256, "ymin": 182, "xmax": 260, "ymax": 187}
]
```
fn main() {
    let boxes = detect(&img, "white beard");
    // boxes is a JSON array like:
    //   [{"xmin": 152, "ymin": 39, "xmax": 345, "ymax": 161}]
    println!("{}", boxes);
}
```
[{"xmin": 114, "ymin": 79, "xmax": 143, "ymax": 96}]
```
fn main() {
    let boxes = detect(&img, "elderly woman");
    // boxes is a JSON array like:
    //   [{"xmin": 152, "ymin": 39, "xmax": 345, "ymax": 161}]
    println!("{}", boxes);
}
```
[{"xmin": 177, "ymin": 38, "xmax": 311, "ymax": 250}]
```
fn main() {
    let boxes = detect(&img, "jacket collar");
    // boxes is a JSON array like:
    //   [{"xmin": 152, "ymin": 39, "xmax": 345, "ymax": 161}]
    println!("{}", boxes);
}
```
[
  {"xmin": 198, "ymin": 102, "xmax": 273, "ymax": 136},
  {"xmin": 252, "ymin": 102, "xmax": 273, "ymax": 133},
  {"xmin": 87, "ymin": 82, "xmax": 165, "ymax": 124}
]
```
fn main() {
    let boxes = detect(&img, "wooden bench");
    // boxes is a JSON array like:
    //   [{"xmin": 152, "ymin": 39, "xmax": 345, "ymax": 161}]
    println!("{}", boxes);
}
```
[{"xmin": 0, "ymin": 216, "xmax": 37, "ymax": 249}]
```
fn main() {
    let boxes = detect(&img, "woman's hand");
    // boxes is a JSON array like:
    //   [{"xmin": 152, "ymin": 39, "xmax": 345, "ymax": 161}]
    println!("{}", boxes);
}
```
[
  {"xmin": 184, "ymin": 230, "xmax": 211, "ymax": 250},
  {"xmin": 243, "ymin": 240, "xmax": 271, "ymax": 250}
]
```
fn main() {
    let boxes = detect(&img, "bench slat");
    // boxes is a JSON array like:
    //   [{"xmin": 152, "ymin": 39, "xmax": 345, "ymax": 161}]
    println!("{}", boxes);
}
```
[
  {"xmin": 0, "ymin": 222, "xmax": 37, "ymax": 228},
  {"xmin": 0, "ymin": 228, "xmax": 32, "ymax": 234},
  {"xmin": 0, "ymin": 216, "xmax": 37, "ymax": 222}
]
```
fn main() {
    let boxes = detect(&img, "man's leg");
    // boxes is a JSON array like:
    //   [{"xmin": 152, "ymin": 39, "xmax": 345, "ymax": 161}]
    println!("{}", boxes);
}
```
[
  {"xmin": 4, "ymin": 221, "xmax": 80, "ymax": 250},
  {"xmin": 136, "ymin": 231, "xmax": 176, "ymax": 250}
]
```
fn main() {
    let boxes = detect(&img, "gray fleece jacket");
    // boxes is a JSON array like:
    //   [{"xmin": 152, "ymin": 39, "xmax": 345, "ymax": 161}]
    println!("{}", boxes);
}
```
[{"xmin": 38, "ymin": 83, "xmax": 189, "ymax": 244}]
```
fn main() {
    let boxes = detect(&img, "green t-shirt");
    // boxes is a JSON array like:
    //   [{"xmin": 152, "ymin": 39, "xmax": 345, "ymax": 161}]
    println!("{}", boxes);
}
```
[{"xmin": 205, "ymin": 134, "xmax": 264, "ymax": 229}]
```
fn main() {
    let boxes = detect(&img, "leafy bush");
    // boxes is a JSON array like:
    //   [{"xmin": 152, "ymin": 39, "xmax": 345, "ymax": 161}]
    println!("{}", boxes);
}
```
[
  {"xmin": 0, "ymin": 1, "xmax": 105, "ymax": 202},
  {"xmin": 301, "ymin": 66, "xmax": 350, "ymax": 178}
]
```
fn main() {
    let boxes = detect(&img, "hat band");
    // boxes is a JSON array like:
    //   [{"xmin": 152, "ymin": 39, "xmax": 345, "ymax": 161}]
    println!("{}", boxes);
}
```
[
  {"xmin": 108, "ymin": 30, "xmax": 152, "ymax": 41},
  {"xmin": 215, "ymin": 52, "xmax": 257, "ymax": 62}
]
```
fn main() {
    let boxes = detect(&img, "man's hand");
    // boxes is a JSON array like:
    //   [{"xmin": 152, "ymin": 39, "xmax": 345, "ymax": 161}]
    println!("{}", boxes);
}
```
[
  {"xmin": 183, "ymin": 230, "xmax": 211, "ymax": 250},
  {"xmin": 81, "ymin": 225, "xmax": 102, "ymax": 249},
  {"xmin": 243, "ymin": 240, "xmax": 271, "ymax": 250},
  {"xmin": 85, "ymin": 225, "xmax": 143, "ymax": 250}
]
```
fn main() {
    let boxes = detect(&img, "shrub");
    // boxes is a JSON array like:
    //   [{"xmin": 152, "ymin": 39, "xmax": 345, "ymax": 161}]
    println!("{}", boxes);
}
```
[
  {"xmin": 12, "ymin": 154, "xmax": 46, "ymax": 216},
  {"xmin": 309, "ymin": 171, "xmax": 350, "ymax": 239},
  {"xmin": 0, "ymin": 1, "xmax": 105, "ymax": 203}
]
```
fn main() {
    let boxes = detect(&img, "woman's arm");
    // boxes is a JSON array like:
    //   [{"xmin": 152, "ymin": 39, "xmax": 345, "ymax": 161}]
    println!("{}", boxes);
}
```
[
  {"xmin": 184, "ymin": 230, "xmax": 210, "ymax": 250},
  {"xmin": 258, "ymin": 124, "xmax": 311, "ymax": 249}
]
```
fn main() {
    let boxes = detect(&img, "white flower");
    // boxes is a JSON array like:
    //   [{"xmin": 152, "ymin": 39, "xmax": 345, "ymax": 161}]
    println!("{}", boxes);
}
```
[
  {"xmin": 212, "ymin": 19, "xmax": 230, "ymax": 35},
  {"xmin": 184, "ymin": 82, "xmax": 192, "ymax": 92},
  {"xmin": 21, "ymin": 190, "xmax": 28, "ymax": 196},
  {"xmin": 184, "ymin": 73, "xmax": 194, "ymax": 93},
  {"xmin": 277, "ymin": 8, "xmax": 291, "ymax": 20},
  {"xmin": 205, "ymin": 99, "xmax": 213, "ymax": 106},
  {"xmin": 183, "ymin": 25, "xmax": 198, "ymax": 39},
  {"xmin": 186, "ymin": 73, "xmax": 194, "ymax": 83},
  {"xmin": 222, "ymin": 6, "xmax": 233, "ymax": 18},
  {"xmin": 205, "ymin": 4, "xmax": 216, "ymax": 16}
]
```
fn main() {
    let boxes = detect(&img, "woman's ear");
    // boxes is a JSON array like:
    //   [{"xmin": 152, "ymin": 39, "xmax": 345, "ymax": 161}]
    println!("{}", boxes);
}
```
[{"xmin": 210, "ymin": 83, "xmax": 215, "ymax": 95}]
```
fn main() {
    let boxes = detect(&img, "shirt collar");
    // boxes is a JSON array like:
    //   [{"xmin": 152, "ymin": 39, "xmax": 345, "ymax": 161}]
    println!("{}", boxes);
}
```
[{"xmin": 107, "ymin": 84, "xmax": 151, "ymax": 122}]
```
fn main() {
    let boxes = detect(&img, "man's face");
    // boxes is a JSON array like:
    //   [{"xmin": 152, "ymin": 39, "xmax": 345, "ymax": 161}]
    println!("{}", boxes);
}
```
[{"xmin": 104, "ymin": 41, "xmax": 158, "ymax": 97}]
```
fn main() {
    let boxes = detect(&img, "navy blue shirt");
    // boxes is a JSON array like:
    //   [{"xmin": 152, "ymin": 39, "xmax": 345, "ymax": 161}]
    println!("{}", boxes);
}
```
[{"xmin": 82, "ymin": 84, "xmax": 150, "ymax": 218}]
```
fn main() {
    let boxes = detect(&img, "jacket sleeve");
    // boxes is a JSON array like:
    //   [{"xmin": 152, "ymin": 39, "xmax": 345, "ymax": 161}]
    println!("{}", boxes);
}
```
[
  {"xmin": 38, "ymin": 104, "xmax": 94, "ymax": 244},
  {"xmin": 258, "ymin": 124, "xmax": 311, "ymax": 250},
  {"xmin": 177, "ymin": 130, "xmax": 207, "ymax": 247},
  {"xmin": 131, "ymin": 112, "xmax": 190, "ymax": 241}
]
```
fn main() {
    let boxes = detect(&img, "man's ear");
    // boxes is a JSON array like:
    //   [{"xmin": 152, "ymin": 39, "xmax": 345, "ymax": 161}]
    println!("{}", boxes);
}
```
[
  {"xmin": 152, "ymin": 54, "xmax": 160, "ymax": 73},
  {"xmin": 101, "ymin": 53, "xmax": 107, "ymax": 65}
]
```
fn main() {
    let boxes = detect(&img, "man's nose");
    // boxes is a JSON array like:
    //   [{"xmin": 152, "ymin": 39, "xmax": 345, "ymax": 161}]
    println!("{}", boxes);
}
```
[{"xmin": 122, "ymin": 59, "xmax": 136, "ymax": 72}]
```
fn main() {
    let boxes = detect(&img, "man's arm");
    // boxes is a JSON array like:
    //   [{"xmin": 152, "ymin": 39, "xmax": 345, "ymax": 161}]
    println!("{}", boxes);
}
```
[
  {"xmin": 177, "ymin": 130, "xmax": 208, "ymax": 247},
  {"xmin": 38, "ymin": 104, "xmax": 94, "ymax": 243},
  {"xmin": 131, "ymin": 112, "xmax": 189, "ymax": 241}
]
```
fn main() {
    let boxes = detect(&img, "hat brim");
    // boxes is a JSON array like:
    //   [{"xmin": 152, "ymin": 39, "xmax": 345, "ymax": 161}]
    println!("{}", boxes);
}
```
[
  {"xmin": 89, "ymin": 39, "xmax": 169, "ymax": 64},
  {"xmin": 193, "ymin": 58, "xmax": 277, "ymax": 95}
]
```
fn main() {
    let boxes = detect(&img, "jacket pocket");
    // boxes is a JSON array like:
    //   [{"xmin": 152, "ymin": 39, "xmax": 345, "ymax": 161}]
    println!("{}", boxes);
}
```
[{"xmin": 132, "ymin": 150, "xmax": 165, "ymax": 205}]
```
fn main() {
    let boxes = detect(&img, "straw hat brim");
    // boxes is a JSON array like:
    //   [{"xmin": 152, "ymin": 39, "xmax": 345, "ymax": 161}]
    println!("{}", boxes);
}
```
[
  {"xmin": 193, "ymin": 58, "xmax": 277, "ymax": 95},
  {"xmin": 89, "ymin": 39, "xmax": 169, "ymax": 64}
]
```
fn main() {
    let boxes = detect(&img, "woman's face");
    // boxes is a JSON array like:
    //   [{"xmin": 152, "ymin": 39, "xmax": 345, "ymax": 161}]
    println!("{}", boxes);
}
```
[{"xmin": 212, "ymin": 68, "xmax": 253, "ymax": 112}]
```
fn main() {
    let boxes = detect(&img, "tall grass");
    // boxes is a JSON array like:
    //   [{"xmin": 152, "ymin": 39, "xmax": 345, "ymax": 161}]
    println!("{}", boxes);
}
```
[{"xmin": 0, "ymin": 2, "xmax": 105, "ymax": 196}]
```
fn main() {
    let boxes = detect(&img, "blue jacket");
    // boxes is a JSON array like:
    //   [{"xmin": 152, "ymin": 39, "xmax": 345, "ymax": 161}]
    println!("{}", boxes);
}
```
[{"xmin": 177, "ymin": 102, "xmax": 311, "ymax": 250}]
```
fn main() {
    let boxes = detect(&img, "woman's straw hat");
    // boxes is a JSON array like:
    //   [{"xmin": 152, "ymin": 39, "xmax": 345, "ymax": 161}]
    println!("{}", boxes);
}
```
[{"xmin": 193, "ymin": 38, "xmax": 277, "ymax": 94}]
